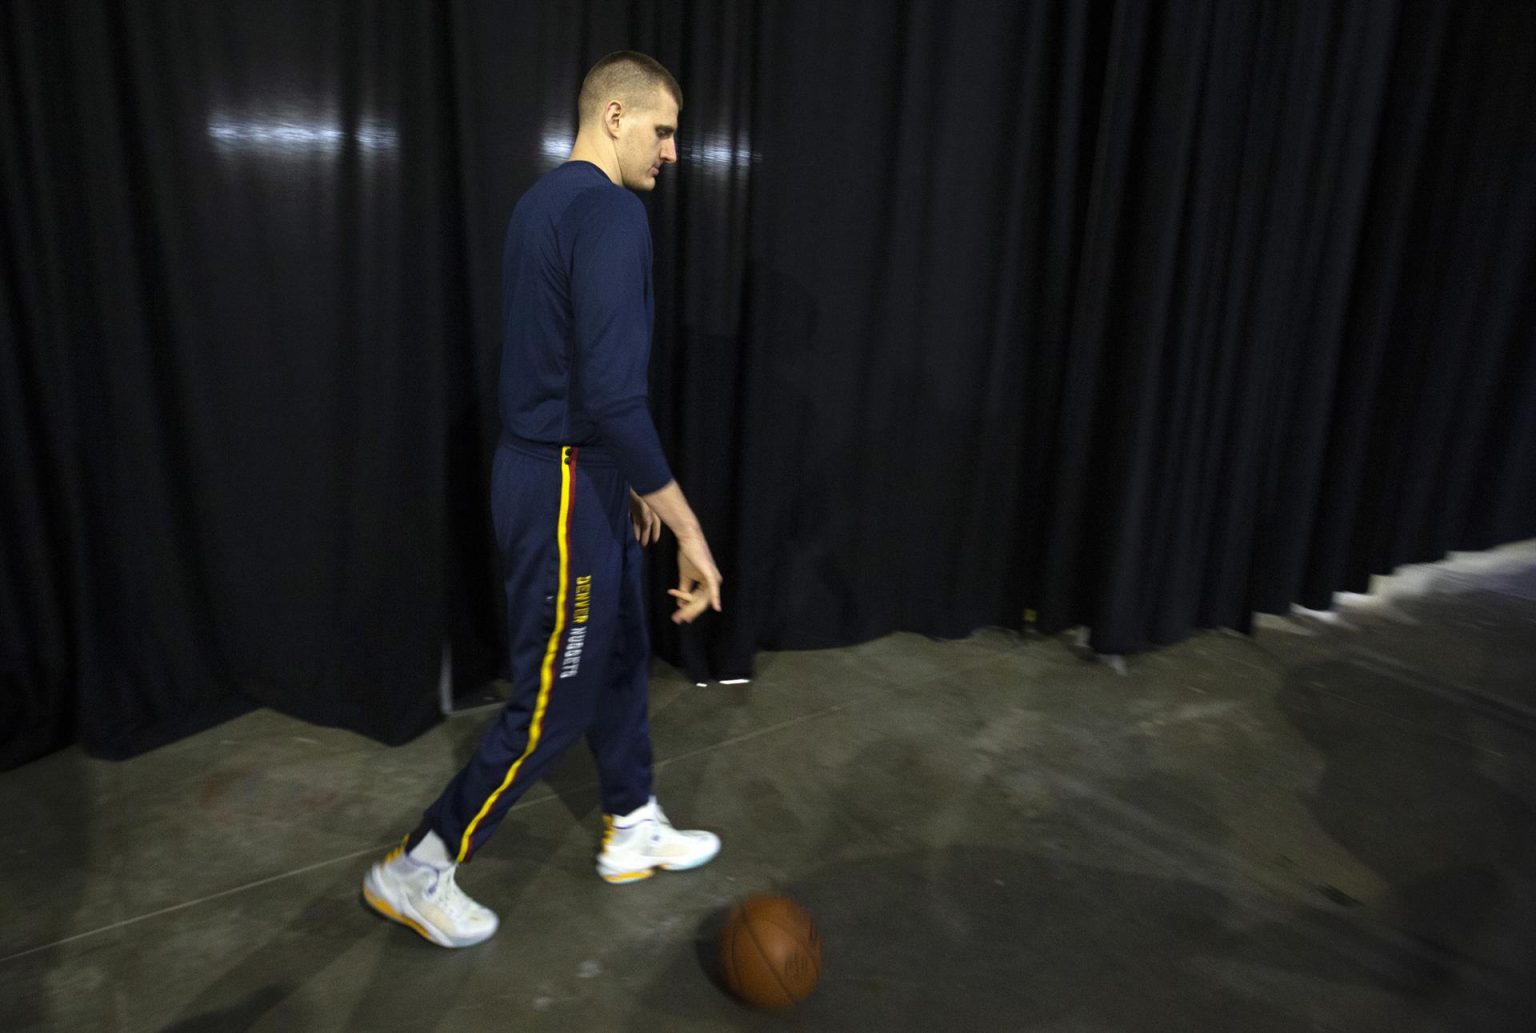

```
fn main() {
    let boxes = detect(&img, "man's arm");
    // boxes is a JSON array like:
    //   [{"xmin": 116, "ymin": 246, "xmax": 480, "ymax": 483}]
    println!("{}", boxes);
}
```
[
  {"xmin": 569, "ymin": 195, "xmax": 674, "ymax": 495},
  {"xmin": 569, "ymin": 196, "xmax": 722, "ymax": 624}
]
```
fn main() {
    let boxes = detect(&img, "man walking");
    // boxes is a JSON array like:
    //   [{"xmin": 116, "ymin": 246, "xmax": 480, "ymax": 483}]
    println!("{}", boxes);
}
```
[{"xmin": 362, "ymin": 52, "xmax": 723, "ymax": 949}]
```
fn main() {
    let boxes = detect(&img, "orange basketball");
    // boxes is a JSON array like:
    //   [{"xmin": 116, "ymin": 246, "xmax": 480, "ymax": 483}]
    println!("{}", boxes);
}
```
[{"xmin": 718, "ymin": 894, "xmax": 822, "ymax": 1008}]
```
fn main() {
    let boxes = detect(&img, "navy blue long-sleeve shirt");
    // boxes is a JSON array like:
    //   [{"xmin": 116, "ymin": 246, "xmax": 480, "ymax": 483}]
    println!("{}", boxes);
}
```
[{"xmin": 498, "ymin": 160, "xmax": 673, "ymax": 494}]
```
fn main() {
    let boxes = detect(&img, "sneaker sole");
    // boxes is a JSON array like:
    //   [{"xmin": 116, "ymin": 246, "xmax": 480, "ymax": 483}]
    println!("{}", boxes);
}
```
[
  {"xmin": 361, "ymin": 871, "xmax": 495, "ymax": 949},
  {"xmin": 597, "ymin": 847, "xmax": 720, "ymax": 884},
  {"xmin": 598, "ymin": 867, "xmax": 657, "ymax": 885}
]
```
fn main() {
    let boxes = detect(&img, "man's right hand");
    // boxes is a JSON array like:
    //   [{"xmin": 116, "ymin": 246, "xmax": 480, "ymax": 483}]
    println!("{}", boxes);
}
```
[
  {"xmin": 669, "ymin": 533, "xmax": 722, "ymax": 624},
  {"xmin": 639, "ymin": 480, "xmax": 724, "ymax": 624}
]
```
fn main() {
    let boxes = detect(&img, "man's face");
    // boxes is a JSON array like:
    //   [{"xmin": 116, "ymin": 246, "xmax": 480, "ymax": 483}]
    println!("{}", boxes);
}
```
[{"xmin": 616, "ymin": 89, "xmax": 679, "ymax": 192}]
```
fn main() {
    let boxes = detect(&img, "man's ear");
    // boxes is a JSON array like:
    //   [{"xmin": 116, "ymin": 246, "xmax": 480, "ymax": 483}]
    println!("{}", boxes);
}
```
[{"xmin": 604, "ymin": 100, "xmax": 624, "ymax": 137}]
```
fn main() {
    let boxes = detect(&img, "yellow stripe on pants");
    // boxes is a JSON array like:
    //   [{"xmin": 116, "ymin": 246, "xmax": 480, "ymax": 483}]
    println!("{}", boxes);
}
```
[{"xmin": 456, "ymin": 446, "xmax": 576, "ymax": 863}]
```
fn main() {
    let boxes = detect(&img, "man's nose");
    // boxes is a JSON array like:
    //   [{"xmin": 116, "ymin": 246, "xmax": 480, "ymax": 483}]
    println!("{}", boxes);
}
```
[{"xmin": 661, "ymin": 138, "xmax": 677, "ymax": 163}]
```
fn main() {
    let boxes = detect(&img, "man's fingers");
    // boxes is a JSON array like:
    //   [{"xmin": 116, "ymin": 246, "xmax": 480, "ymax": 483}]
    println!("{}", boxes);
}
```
[
  {"xmin": 667, "ymin": 578, "xmax": 712, "ymax": 624},
  {"xmin": 674, "ymin": 541, "xmax": 723, "ymax": 620},
  {"xmin": 671, "ymin": 592, "xmax": 711, "ymax": 624},
  {"xmin": 628, "ymin": 494, "xmax": 661, "ymax": 547}
]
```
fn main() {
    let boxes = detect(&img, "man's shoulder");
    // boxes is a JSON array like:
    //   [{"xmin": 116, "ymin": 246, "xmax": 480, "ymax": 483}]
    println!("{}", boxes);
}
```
[
  {"xmin": 565, "ymin": 174, "xmax": 644, "ymax": 219},
  {"xmin": 510, "ymin": 165, "xmax": 643, "ymax": 244},
  {"xmin": 563, "ymin": 180, "xmax": 647, "ymax": 245}
]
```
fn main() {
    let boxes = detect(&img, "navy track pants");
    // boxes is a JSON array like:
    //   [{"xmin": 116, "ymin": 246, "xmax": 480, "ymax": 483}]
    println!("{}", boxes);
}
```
[{"xmin": 423, "ymin": 440, "xmax": 653, "ymax": 863}]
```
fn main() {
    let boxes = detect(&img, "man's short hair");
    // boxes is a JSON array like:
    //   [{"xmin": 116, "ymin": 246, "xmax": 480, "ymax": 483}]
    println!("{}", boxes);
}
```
[{"xmin": 578, "ymin": 51, "xmax": 683, "ymax": 122}]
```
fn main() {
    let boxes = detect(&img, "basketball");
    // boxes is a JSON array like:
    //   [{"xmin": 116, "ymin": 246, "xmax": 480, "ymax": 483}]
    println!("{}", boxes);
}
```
[{"xmin": 718, "ymin": 894, "xmax": 822, "ymax": 1008}]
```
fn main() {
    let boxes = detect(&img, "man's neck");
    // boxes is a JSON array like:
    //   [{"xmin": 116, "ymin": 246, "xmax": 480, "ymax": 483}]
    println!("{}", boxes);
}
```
[{"xmin": 567, "ymin": 135, "xmax": 621, "ymax": 186}]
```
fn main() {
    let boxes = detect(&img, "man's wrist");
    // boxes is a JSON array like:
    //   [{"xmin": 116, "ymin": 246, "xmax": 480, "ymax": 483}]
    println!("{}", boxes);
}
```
[{"xmin": 640, "ymin": 480, "xmax": 705, "ymax": 542}]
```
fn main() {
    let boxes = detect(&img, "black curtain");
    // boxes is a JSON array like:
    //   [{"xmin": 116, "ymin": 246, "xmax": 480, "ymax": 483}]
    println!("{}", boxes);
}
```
[
  {"xmin": 5, "ymin": 0, "xmax": 1534, "ymax": 769},
  {"xmin": 3, "ymin": 2, "xmax": 475, "ymax": 765}
]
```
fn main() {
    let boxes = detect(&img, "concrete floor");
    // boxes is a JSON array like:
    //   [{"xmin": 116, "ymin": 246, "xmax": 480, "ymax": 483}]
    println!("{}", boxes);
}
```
[{"xmin": 4, "ymin": 545, "xmax": 1535, "ymax": 1032}]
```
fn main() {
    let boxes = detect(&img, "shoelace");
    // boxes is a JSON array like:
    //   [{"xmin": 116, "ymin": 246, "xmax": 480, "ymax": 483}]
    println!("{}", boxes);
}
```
[{"xmin": 425, "ymin": 867, "xmax": 484, "ymax": 920}]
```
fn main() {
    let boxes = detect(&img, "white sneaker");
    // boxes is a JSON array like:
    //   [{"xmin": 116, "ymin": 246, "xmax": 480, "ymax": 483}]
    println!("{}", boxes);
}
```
[
  {"xmin": 362, "ymin": 832, "xmax": 499, "ymax": 948},
  {"xmin": 596, "ymin": 797, "xmax": 721, "ymax": 884}
]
